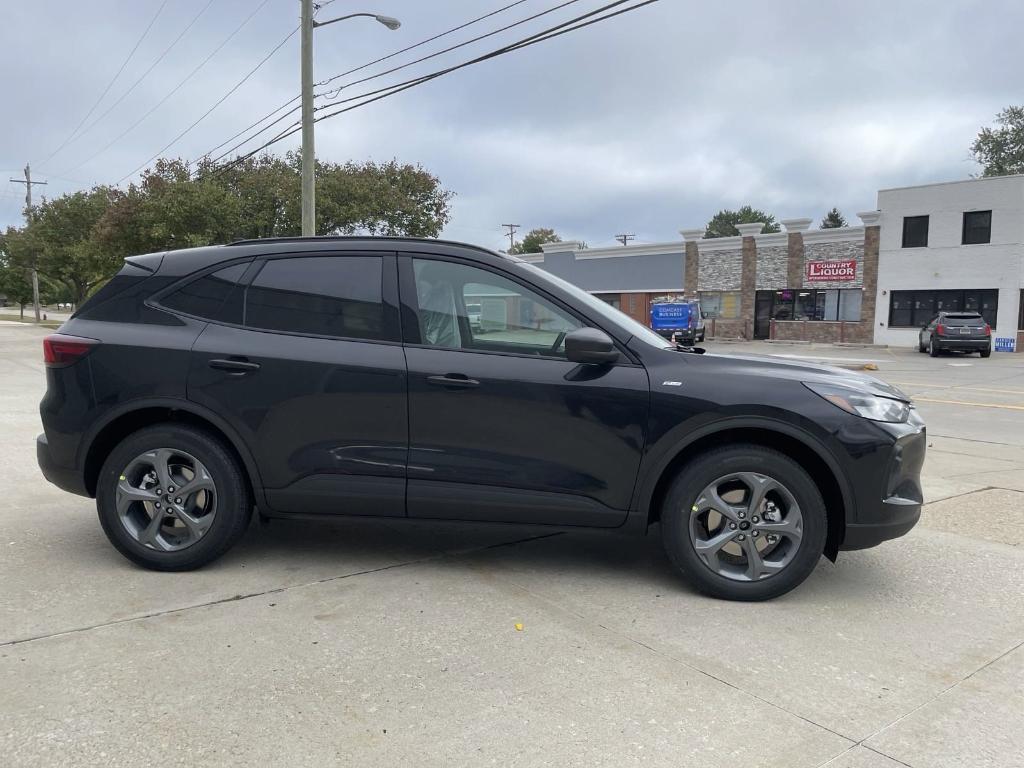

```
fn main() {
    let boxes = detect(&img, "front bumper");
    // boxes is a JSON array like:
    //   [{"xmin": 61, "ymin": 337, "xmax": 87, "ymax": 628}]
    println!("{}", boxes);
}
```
[
  {"xmin": 37, "ymin": 433, "xmax": 89, "ymax": 497},
  {"xmin": 839, "ymin": 414, "xmax": 926, "ymax": 550}
]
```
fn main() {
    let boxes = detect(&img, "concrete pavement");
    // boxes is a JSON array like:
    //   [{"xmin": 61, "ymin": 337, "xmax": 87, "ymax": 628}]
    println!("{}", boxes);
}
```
[{"xmin": 2, "ymin": 324, "xmax": 1023, "ymax": 767}]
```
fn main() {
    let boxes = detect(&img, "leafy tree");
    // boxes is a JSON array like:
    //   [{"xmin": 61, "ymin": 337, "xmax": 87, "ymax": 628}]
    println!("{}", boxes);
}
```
[
  {"xmin": 820, "ymin": 207, "xmax": 848, "ymax": 229},
  {"xmin": 704, "ymin": 206, "xmax": 780, "ymax": 238},
  {"xmin": 971, "ymin": 106, "xmax": 1024, "ymax": 177},
  {"xmin": 509, "ymin": 227, "xmax": 561, "ymax": 254},
  {"xmin": 0, "ymin": 238, "xmax": 35, "ymax": 318},
  {"xmin": 1, "ymin": 152, "xmax": 455, "ymax": 309},
  {"xmin": 29, "ymin": 187, "xmax": 123, "ymax": 307}
]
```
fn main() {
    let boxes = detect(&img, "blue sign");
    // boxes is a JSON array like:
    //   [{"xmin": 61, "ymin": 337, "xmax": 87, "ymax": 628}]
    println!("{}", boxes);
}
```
[{"xmin": 995, "ymin": 337, "xmax": 1016, "ymax": 352}]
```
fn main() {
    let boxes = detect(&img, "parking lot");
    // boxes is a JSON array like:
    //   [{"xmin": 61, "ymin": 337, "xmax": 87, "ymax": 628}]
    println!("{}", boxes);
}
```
[{"xmin": 2, "ymin": 321, "xmax": 1023, "ymax": 767}]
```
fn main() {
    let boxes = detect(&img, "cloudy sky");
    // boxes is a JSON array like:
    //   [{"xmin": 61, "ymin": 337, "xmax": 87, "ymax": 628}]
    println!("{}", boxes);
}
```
[{"xmin": 1, "ymin": 0, "xmax": 1020, "ymax": 250}]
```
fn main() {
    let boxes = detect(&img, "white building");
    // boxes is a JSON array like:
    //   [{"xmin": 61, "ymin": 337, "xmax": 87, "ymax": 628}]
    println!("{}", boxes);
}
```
[{"xmin": 873, "ymin": 175, "xmax": 1024, "ymax": 351}]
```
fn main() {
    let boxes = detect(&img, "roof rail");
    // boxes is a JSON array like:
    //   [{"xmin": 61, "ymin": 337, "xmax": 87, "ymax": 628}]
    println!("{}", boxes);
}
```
[{"xmin": 224, "ymin": 235, "xmax": 503, "ymax": 259}]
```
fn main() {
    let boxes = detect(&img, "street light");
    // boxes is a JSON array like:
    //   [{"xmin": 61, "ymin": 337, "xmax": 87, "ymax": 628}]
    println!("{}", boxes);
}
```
[{"xmin": 300, "ymin": 3, "xmax": 401, "ymax": 236}]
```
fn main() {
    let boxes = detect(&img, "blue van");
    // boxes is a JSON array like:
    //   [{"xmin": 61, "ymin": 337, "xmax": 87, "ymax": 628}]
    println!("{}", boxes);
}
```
[{"xmin": 650, "ymin": 299, "xmax": 706, "ymax": 344}]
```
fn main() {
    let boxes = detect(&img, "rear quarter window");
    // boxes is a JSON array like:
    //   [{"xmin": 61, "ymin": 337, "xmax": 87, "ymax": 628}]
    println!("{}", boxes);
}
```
[{"xmin": 159, "ymin": 262, "xmax": 250, "ymax": 324}]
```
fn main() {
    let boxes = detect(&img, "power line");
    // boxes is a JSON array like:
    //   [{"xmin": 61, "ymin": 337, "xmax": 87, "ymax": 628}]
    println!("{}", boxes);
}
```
[
  {"xmin": 43, "ymin": 0, "xmax": 216, "ymax": 171},
  {"xmin": 116, "ymin": 26, "xmax": 299, "ymax": 185},
  {"xmin": 615, "ymin": 233, "xmax": 635, "ymax": 246},
  {"xmin": 35, "ymin": 0, "xmax": 169, "ymax": 170},
  {"xmin": 59, "ymin": 0, "xmax": 274, "ymax": 177},
  {"xmin": 198, "ymin": 0, "xmax": 532, "ymax": 165},
  {"xmin": 317, "ymin": 0, "xmax": 557, "ymax": 96},
  {"xmin": 212, "ymin": 0, "xmax": 659, "ymax": 175},
  {"xmin": 312, "ymin": 0, "xmax": 582, "ymax": 104}
]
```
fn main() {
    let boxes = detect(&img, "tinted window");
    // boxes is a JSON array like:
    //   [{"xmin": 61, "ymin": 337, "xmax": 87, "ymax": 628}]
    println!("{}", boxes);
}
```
[
  {"xmin": 902, "ymin": 215, "xmax": 929, "ymax": 248},
  {"xmin": 411, "ymin": 259, "xmax": 581, "ymax": 357},
  {"xmin": 962, "ymin": 210, "xmax": 991, "ymax": 245},
  {"xmin": 161, "ymin": 262, "xmax": 249, "ymax": 323},
  {"xmin": 942, "ymin": 313, "xmax": 985, "ymax": 327},
  {"xmin": 246, "ymin": 256, "xmax": 386, "ymax": 340},
  {"xmin": 889, "ymin": 289, "xmax": 998, "ymax": 328}
]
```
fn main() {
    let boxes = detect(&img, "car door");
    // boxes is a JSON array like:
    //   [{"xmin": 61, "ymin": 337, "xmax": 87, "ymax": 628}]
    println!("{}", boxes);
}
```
[
  {"xmin": 922, "ymin": 315, "xmax": 937, "ymax": 345},
  {"xmin": 399, "ymin": 254, "xmax": 649, "ymax": 527},
  {"xmin": 187, "ymin": 252, "xmax": 408, "ymax": 517}
]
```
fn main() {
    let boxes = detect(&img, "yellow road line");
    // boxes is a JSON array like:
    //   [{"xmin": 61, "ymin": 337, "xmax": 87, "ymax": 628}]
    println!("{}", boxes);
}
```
[{"xmin": 913, "ymin": 397, "xmax": 1024, "ymax": 411}]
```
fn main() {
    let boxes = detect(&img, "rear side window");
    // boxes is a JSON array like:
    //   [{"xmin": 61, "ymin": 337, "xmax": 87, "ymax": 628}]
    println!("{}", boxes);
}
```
[
  {"xmin": 160, "ymin": 262, "xmax": 250, "ymax": 324},
  {"xmin": 245, "ymin": 256, "xmax": 387, "ymax": 340}
]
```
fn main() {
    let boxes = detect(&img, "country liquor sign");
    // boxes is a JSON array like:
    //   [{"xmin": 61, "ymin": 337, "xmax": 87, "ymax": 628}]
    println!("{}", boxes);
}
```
[{"xmin": 805, "ymin": 259, "xmax": 857, "ymax": 282}]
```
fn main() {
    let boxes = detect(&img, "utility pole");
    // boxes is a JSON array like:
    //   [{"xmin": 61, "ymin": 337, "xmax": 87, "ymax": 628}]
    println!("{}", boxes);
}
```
[
  {"xmin": 300, "ymin": 0, "xmax": 315, "ymax": 237},
  {"xmin": 9, "ymin": 164, "xmax": 47, "ymax": 322},
  {"xmin": 299, "ymin": 6, "xmax": 400, "ymax": 237},
  {"xmin": 501, "ymin": 223, "xmax": 520, "ymax": 252},
  {"xmin": 615, "ymin": 233, "xmax": 635, "ymax": 246}
]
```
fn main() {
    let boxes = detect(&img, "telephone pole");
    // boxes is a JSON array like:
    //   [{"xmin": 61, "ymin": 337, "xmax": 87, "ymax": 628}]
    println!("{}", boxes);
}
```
[
  {"xmin": 501, "ymin": 223, "xmax": 520, "ymax": 252},
  {"xmin": 9, "ymin": 164, "xmax": 47, "ymax": 322},
  {"xmin": 615, "ymin": 233, "xmax": 635, "ymax": 247}
]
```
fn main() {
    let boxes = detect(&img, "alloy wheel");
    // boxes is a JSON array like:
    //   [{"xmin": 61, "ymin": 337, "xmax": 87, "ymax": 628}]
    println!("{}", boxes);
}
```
[
  {"xmin": 688, "ymin": 472, "xmax": 804, "ymax": 582},
  {"xmin": 115, "ymin": 448, "xmax": 217, "ymax": 552}
]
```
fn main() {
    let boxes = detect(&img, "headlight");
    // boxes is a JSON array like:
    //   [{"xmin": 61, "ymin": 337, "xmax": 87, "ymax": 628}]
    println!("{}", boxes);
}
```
[{"xmin": 804, "ymin": 382, "xmax": 911, "ymax": 423}]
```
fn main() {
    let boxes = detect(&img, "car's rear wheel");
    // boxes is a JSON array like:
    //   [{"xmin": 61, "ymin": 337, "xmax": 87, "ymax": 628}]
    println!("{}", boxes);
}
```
[
  {"xmin": 980, "ymin": 348, "xmax": 991, "ymax": 358},
  {"xmin": 928, "ymin": 339, "xmax": 939, "ymax": 357},
  {"xmin": 660, "ymin": 445, "xmax": 827, "ymax": 601},
  {"xmin": 96, "ymin": 424, "xmax": 252, "ymax": 571}
]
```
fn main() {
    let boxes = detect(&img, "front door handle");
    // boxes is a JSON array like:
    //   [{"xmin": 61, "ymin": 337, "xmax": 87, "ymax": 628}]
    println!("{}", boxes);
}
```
[
  {"xmin": 209, "ymin": 358, "xmax": 261, "ymax": 375},
  {"xmin": 426, "ymin": 373, "xmax": 480, "ymax": 389}
]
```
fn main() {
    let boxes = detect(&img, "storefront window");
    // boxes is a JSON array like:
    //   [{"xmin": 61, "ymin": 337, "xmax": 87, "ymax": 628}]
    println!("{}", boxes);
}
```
[
  {"xmin": 699, "ymin": 291, "xmax": 741, "ymax": 319},
  {"xmin": 595, "ymin": 293, "xmax": 621, "ymax": 310},
  {"xmin": 762, "ymin": 289, "xmax": 862, "ymax": 322},
  {"xmin": 888, "ymin": 289, "xmax": 998, "ymax": 327}
]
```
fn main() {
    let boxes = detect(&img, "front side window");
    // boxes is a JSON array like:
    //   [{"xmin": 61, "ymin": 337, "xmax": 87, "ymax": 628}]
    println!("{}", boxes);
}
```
[
  {"xmin": 245, "ymin": 256, "xmax": 388, "ymax": 340},
  {"xmin": 962, "ymin": 210, "xmax": 992, "ymax": 245},
  {"xmin": 902, "ymin": 215, "xmax": 929, "ymax": 248},
  {"xmin": 161, "ymin": 261, "xmax": 250, "ymax": 323},
  {"xmin": 411, "ymin": 259, "xmax": 581, "ymax": 357}
]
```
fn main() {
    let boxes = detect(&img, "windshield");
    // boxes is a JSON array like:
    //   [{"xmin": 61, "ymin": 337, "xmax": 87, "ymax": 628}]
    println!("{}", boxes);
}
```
[{"xmin": 518, "ymin": 263, "xmax": 673, "ymax": 349}]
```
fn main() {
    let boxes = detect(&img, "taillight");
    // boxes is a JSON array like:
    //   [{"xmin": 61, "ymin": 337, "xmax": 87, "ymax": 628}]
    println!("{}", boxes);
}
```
[
  {"xmin": 936, "ymin": 323, "xmax": 945, "ymax": 335},
  {"xmin": 43, "ymin": 334, "xmax": 99, "ymax": 366},
  {"xmin": 985, "ymin": 323, "xmax": 991, "ymax": 335}
]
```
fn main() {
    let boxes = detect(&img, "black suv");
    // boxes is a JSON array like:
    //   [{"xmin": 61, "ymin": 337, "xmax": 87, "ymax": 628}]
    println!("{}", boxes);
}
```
[
  {"xmin": 37, "ymin": 238, "xmax": 925, "ymax": 601},
  {"xmin": 918, "ymin": 311, "xmax": 992, "ymax": 357}
]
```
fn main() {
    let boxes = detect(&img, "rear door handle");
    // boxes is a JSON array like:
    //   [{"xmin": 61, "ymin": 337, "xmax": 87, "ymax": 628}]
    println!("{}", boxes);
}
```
[
  {"xmin": 426, "ymin": 373, "xmax": 480, "ymax": 389},
  {"xmin": 209, "ymin": 358, "xmax": 261, "ymax": 374}
]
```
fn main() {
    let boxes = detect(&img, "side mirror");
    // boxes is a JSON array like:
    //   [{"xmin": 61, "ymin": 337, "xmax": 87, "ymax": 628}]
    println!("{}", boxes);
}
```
[
  {"xmin": 700, "ymin": 311, "xmax": 708, "ymax": 319},
  {"xmin": 565, "ymin": 327, "xmax": 619, "ymax": 365}
]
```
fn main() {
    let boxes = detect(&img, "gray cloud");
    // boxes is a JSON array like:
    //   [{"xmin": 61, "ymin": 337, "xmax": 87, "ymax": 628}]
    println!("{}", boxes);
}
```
[{"xmin": 2, "ymin": 0, "xmax": 1020, "ymax": 251}]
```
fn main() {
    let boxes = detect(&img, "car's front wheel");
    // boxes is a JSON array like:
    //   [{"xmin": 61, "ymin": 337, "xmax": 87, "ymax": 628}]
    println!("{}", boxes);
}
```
[
  {"xmin": 96, "ymin": 424, "xmax": 252, "ymax": 571},
  {"xmin": 660, "ymin": 445, "xmax": 827, "ymax": 601}
]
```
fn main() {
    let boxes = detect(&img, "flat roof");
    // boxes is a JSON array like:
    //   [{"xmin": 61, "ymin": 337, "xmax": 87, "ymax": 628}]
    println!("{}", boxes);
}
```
[{"xmin": 878, "ymin": 173, "xmax": 1024, "ymax": 194}]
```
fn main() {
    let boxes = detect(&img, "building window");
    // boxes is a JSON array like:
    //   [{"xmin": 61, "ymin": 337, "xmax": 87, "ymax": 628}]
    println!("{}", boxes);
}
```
[
  {"xmin": 699, "ymin": 291, "xmax": 740, "ymax": 319},
  {"xmin": 888, "ymin": 289, "xmax": 998, "ymax": 328},
  {"xmin": 902, "ymin": 215, "xmax": 929, "ymax": 248},
  {"xmin": 962, "ymin": 210, "xmax": 992, "ymax": 245},
  {"xmin": 762, "ymin": 289, "xmax": 861, "ymax": 322},
  {"xmin": 594, "ymin": 293, "xmax": 621, "ymax": 310}
]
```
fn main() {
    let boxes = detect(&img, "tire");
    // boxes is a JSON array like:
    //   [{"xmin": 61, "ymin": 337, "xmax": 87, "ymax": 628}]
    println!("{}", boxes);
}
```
[
  {"xmin": 660, "ymin": 444, "xmax": 827, "ymax": 601},
  {"xmin": 980, "ymin": 348, "xmax": 991, "ymax": 358},
  {"xmin": 928, "ymin": 339, "xmax": 939, "ymax": 357},
  {"xmin": 96, "ymin": 424, "xmax": 252, "ymax": 571}
]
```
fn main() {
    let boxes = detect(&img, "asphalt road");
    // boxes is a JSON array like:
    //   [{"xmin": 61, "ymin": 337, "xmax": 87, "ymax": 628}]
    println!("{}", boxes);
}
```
[{"xmin": 2, "ymin": 322, "xmax": 1023, "ymax": 767}]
